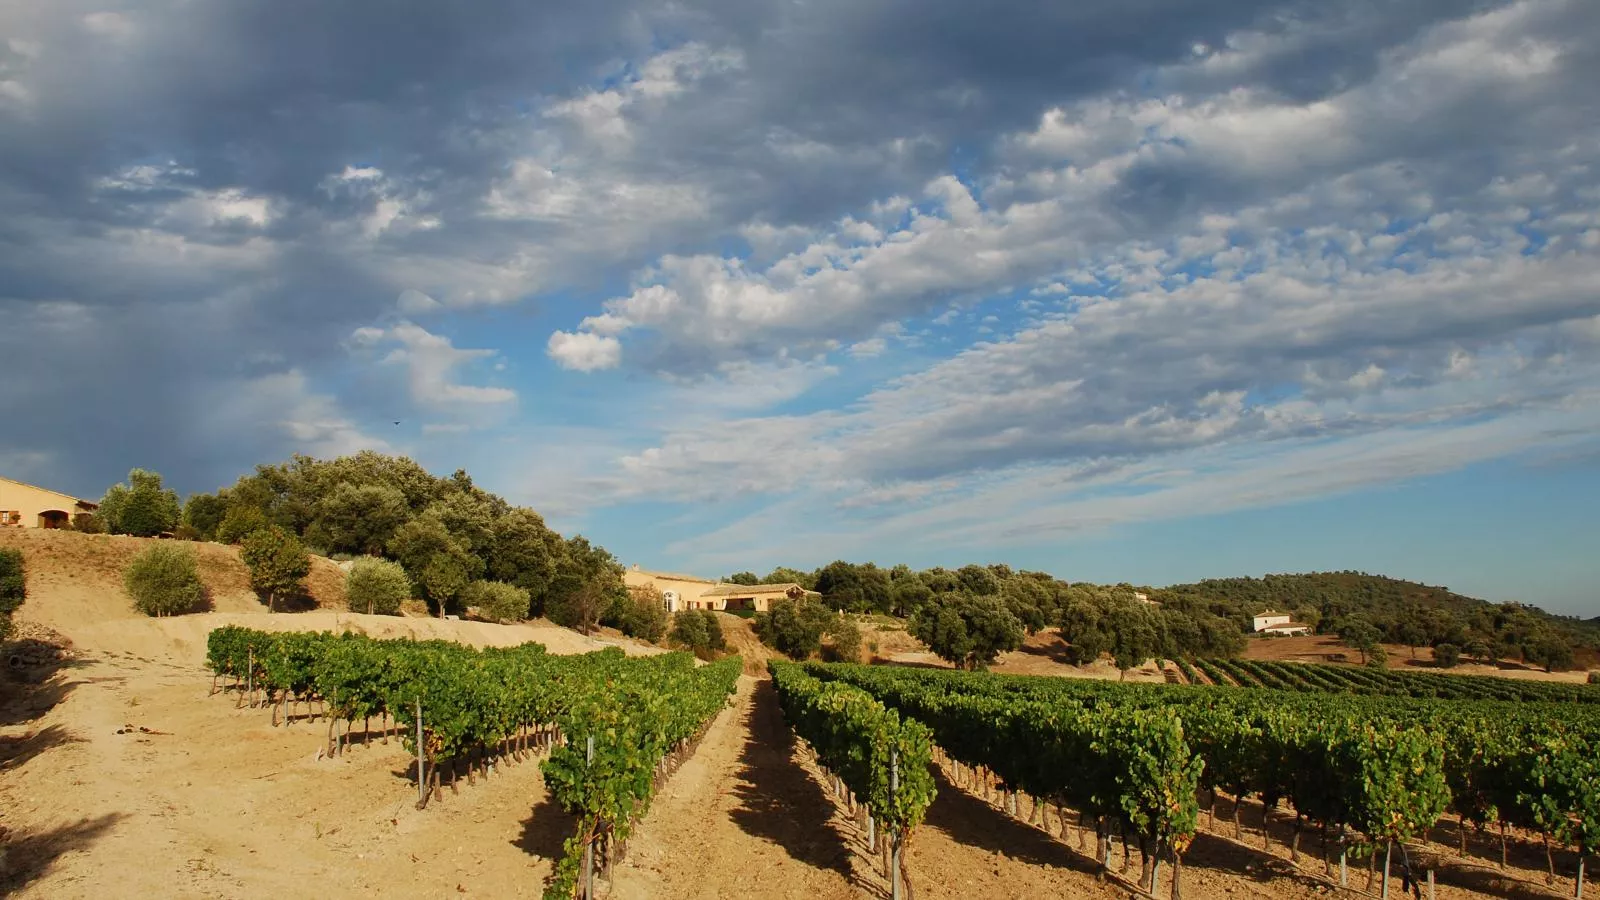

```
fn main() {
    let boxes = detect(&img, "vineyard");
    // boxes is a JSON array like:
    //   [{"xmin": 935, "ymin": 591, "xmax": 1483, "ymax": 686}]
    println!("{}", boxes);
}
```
[
  {"xmin": 1188, "ymin": 656, "xmax": 1600, "ymax": 702},
  {"xmin": 204, "ymin": 626, "xmax": 740, "ymax": 899},
  {"xmin": 798, "ymin": 661, "xmax": 1600, "ymax": 900},
  {"xmin": 769, "ymin": 661, "xmax": 936, "ymax": 898}
]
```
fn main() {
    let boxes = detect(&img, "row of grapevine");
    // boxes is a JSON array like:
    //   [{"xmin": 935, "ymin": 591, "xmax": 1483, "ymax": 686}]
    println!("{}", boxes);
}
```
[
  {"xmin": 204, "ymin": 626, "xmax": 741, "ymax": 899},
  {"xmin": 803, "ymin": 663, "xmax": 1204, "ymax": 896},
  {"xmin": 542, "ymin": 653, "xmax": 741, "ymax": 899},
  {"xmin": 807, "ymin": 662, "xmax": 1600, "ymax": 898},
  {"xmin": 1210, "ymin": 656, "xmax": 1600, "ymax": 703},
  {"xmin": 768, "ymin": 662, "xmax": 935, "ymax": 899}
]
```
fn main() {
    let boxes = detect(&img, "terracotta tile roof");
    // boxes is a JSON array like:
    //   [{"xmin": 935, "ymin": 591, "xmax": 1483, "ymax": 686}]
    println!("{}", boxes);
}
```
[
  {"xmin": 700, "ymin": 582, "xmax": 818, "ymax": 597},
  {"xmin": 626, "ymin": 569, "xmax": 720, "ymax": 585}
]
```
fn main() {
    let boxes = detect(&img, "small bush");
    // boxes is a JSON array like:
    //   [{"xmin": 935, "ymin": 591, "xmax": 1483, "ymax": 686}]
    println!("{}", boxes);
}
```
[
  {"xmin": 125, "ymin": 544, "xmax": 205, "ymax": 616},
  {"xmin": 346, "ymin": 558, "xmax": 411, "ymax": 615},
  {"xmin": 1588, "ymin": 671, "xmax": 1599, "ymax": 685},
  {"xmin": 670, "ymin": 609, "xmax": 725, "ymax": 659},
  {"xmin": 172, "ymin": 523, "xmax": 204, "ymax": 541},
  {"xmin": 611, "ymin": 586, "xmax": 669, "ymax": 643},
  {"xmin": 0, "ymin": 548, "xmax": 25, "ymax": 641},
  {"xmin": 824, "ymin": 615, "xmax": 862, "ymax": 662},
  {"xmin": 1433, "ymin": 643, "xmax": 1461, "ymax": 669},
  {"xmin": 1364, "ymin": 643, "xmax": 1389, "ymax": 669},
  {"xmin": 462, "ymin": 580, "xmax": 531, "ymax": 622}
]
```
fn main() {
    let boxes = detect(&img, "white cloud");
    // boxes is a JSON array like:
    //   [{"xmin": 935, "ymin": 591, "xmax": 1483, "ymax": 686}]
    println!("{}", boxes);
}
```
[
  {"xmin": 849, "ymin": 338, "xmax": 887, "ymax": 358},
  {"xmin": 396, "ymin": 288, "xmax": 441, "ymax": 315},
  {"xmin": 351, "ymin": 320, "xmax": 516, "ymax": 408},
  {"xmin": 547, "ymin": 330, "xmax": 622, "ymax": 371},
  {"xmin": 207, "ymin": 369, "xmax": 390, "ymax": 460}
]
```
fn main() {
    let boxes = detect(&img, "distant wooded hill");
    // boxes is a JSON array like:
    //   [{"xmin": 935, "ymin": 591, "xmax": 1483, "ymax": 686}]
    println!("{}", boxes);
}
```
[{"xmin": 737, "ymin": 561, "xmax": 1597, "ymax": 671}]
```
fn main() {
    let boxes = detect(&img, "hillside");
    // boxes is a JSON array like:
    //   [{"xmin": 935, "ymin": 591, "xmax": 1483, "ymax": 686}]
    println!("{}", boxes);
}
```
[
  {"xmin": 1153, "ymin": 570, "xmax": 1598, "ymax": 663},
  {"xmin": 0, "ymin": 528, "xmax": 656, "ymax": 665}
]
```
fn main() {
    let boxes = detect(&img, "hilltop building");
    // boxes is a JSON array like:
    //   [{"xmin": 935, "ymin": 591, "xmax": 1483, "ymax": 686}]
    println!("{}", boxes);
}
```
[
  {"xmin": 1252, "ymin": 610, "xmax": 1312, "ymax": 636},
  {"xmin": 623, "ymin": 564, "xmax": 820, "ymax": 613},
  {"xmin": 0, "ymin": 476, "xmax": 99, "ymax": 529}
]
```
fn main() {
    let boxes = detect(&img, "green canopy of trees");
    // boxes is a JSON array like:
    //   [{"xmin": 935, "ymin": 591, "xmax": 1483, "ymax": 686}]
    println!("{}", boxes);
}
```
[
  {"xmin": 0, "ymin": 548, "xmax": 25, "ymax": 641},
  {"xmin": 178, "ymin": 452, "xmax": 625, "ymax": 622},
  {"xmin": 98, "ymin": 469, "xmax": 181, "ymax": 537},
  {"xmin": 239, "ymin": 525, "xmax": 310, "ymax": 613},
  {"xmin": 731, "ymin": 559, "xmax": 1593, "ymax": 672},
  {"xmin": 909, "ymin": 592, "xmax": 1024, "ymax": 670}
]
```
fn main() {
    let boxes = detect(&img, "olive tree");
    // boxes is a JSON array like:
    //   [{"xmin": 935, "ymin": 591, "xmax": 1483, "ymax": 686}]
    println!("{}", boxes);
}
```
[
  {"xmin": 125, "ymin": 544, "xmax": 205, "ymax": 616},
  {"xmin": 240, "ymin": 525, "xmax": 311, "ymax": 613},
  {"xmin": 462, "ymin": 580, "xmax": 532, "ymax": 622},
  {"xmin": 345, "ymin": 557, "xmax": 411, "ymax": 615}
]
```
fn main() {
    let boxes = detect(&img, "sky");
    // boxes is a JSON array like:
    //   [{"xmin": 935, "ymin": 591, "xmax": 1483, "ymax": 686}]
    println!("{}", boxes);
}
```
[{"xmin": 2, "ymin": 1, "xmax": 1598, "ymax": 615}]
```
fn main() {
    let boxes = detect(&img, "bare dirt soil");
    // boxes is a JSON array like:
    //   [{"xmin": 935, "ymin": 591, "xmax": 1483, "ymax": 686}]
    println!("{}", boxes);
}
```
[
  {"xmin": 1241, "ymin": 633, "xmax": 1593, "ymax": 682},
  {"xmin": 872, "ymin": 624, "xmax": 1171, "ymax": 684}
]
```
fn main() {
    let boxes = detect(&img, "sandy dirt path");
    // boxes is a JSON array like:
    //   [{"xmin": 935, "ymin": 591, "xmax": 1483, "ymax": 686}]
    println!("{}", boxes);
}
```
[{"xmin": 607, "ymin": 676, "xmax": 863, "ymax": 899}]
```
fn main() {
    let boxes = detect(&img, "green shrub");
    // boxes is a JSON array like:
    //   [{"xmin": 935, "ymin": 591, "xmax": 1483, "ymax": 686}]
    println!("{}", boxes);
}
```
[
  {"xmin": 345, "ymin": 557, "xmax": 411, "ymax": 615},
  {"xmin": 1433, "ymin": 643, "xmax": 1461, "ymax": 669},
  {"xmin": 753, "ymin": 597, "xmax": 834, "ymax": 660},
  {"xmin": 670, "ymin": 609, "xmax": 726, "ymax": 659},
  {"xmin": 824, "ymin": 615, "xmax": 862, "ymax": 662},
  {"xmin": 0, "ymin": 548, "xmax": 25, "ymax": 641},
  {"xmin": 125, "ymin": 544, "xmax": 205, "ymax": 616},
  {"xmin": 240, "ymin": 525, "xmax": 310, "ymax": 612},
  {"xmin": 216, "ymin": 505, "xmax": 269, "ymax": 545},
  {"xmin": 1588, "ymin": 671, "xmax": 1599, "ymax": 685},
  {"xmin": 607, "ymin": 585, "xmax": 668, "ymax": 643},
  {"xmin": 462, "ymin": 580, "xmax": 531, "ymax": 622}
]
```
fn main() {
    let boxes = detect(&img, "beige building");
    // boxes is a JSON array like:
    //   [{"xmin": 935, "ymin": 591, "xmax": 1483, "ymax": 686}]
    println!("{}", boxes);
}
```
[
  {"xmin": 623, "ymin": 565, "xmax": 821, "ymax": 613},
  {"xmin": 0, "ymin": 476, "xmax": 99, "ymax": 529}
]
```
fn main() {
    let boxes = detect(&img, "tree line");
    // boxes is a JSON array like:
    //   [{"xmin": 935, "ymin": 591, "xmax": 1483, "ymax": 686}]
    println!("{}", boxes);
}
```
[
  {"xmin": 732, "ymin": 562, "xmax": 1594, "ymax": 673},
  {"xmin": 80, "ymin": 454, "xmax": 634, "ymax": 631},
  {"xmin": 1154, "ymin": 571, "xmax": 1596, "ymax": 672}
]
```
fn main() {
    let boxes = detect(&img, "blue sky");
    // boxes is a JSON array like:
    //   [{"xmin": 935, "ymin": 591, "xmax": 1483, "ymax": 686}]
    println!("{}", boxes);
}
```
[{"xmin": 2, "ymin": 0, "xmax": 1598, "ymax": 615}]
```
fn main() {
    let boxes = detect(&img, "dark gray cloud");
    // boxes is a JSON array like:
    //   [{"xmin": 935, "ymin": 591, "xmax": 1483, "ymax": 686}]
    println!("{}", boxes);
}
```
[{"xmin": 0, "ymin": 0, "xmax": 1585, "ymax": 502}]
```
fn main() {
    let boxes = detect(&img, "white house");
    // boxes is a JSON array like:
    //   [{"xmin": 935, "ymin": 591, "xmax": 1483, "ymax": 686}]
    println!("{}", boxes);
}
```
[{"xmin": 1252, "ymin": 610, "xmax": 1311, "ymax": 636}]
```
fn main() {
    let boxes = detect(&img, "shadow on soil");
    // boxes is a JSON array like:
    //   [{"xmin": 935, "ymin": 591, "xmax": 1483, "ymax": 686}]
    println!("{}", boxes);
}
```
[
  {"xmin": 515, "ymin": 793, "xmax": 577, "ymax": 864},
  {"xmin": 0, "ymin": 723, "xmax": 82, "ymax": 772},
  {"xmin": 922, "ymin": 767, "xmax": 1100, "ymax": 875},
  {"xmin": 1017, "ymin": 636, "xmax": 1078, "ymax": 666},
  {"xmin": 727, "ymin": 679, "xmax": 853, "ymax": 876},
  {"xmin": 0, "ymin": 813, "xmax": 125, "ymax": 894},
  {"xmin": 0, "ymin": 655, "xmax": 87, "ymax": 727}
]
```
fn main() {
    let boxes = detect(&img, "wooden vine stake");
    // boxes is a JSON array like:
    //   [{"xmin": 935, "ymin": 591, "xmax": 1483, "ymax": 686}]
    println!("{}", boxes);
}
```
[
  {"xmin": 890, "ymin": 747, "xmax": 902, "ymax": 900},
  {"xmin": 415, "ymin": 698, "xmax": 426, "ymax": 807},
  {"xmin": 583, "ymin": 734, "xmax": 596, "ymax": 900}
]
